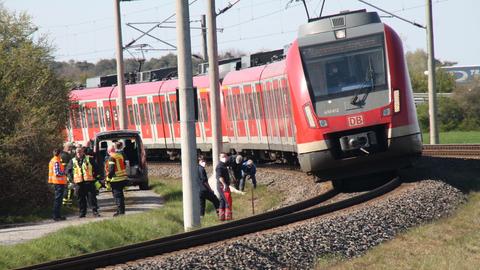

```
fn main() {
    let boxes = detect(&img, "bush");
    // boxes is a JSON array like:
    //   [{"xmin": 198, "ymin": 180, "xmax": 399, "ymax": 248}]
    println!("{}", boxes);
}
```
[{"xmin": 0, "ymin": 7, "xmax": 70, "ymax": 215}]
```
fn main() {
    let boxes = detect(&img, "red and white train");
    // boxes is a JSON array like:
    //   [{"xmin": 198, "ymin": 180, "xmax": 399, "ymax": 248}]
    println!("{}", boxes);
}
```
[{"xmin": 66, "ymin": 10, "xmax": 422, "ymax": 179}]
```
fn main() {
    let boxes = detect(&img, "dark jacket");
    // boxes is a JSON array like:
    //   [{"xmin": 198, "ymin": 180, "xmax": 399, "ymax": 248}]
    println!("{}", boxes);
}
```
[
  {"xmin": 215, "ymin": 161, "xmax": 230, "ymax": 186},
  {"xmin": 197, "ymin": 165, "xmax": 209, "ymax": 192},
  {"xmin": 228, "ymin": 155, "xmax": 243, "ymax": 180}
]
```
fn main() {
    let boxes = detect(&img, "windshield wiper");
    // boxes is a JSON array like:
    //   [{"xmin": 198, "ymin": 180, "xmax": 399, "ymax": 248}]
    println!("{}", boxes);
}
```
[{"xmin": 351, "ymin": 58, "xmax": 375, "ymax": 106}]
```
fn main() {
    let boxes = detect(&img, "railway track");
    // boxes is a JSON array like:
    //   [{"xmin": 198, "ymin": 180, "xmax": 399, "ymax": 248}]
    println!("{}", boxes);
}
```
[
  {"xmin": 21, "ymin": 177, "xmax": 401, "ymax": 270},
  {"xmin": 422, "ymin": 144, "xmax": 480, "ymax": 158}
]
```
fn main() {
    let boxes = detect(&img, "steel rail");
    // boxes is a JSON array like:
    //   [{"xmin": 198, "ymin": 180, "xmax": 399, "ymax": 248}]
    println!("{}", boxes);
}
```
[
  {"xmin": 21, "ymin": 177, "xmax": 400, "ymax": 270},
  {"xmin": 422, "ymin": 144, "xmax": 480, "ymax": 158}
]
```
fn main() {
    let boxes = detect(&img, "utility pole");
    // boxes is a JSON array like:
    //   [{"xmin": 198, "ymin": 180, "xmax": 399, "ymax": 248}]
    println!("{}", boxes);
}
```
[
  {"xmin": 426, "ymin": 0, "xmax": 439, "ymax": 144},
  {"xmin": 201, "ymin": 14, "xmax": 208, "ymax": 61},
  {"xmin": 206, "ymin": 0, "xmax": 222, "ymax": 169},
  {"xmin": 114, "ymin": 0, "xmax": 128, "ymax": 130},
  {"xmin": 176, "ymin": 0, "xmax": 200, "ymax": 230}
]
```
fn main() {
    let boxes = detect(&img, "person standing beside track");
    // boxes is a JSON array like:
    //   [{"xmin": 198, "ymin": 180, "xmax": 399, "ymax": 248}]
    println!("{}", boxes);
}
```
[
  {"xmin": 197, "ymin": 155, "xmax": 219, "ymax": 217},
  {"xmin": 60, "ymin": 142, "xmax": 74, "ymax": 206},
  {"xmin": 107, "ymin": 142, "xmax": 129, "ymax": 216},
  {"xmin": 216, "ymin": 152, "xmax": 233, "ymax": 221},
  {"xmin": 67, "ymin": 147, "xmax": 100, "ymax": 218},
  {"xmin": 228, "ymin": 154, "xmax": 243, "ymax": 190},
  {"xmin": 48, "ymin": 148, "xmax": 67, "ymax": 221}
]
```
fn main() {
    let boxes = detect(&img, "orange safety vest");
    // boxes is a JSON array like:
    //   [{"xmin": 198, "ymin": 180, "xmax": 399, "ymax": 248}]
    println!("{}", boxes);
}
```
[
  {"xmin": 72, "ymin": 156, "xmax": 95, "ymax": 183},
  {"xmin": 48, "ymin": 156, "xmax": 66, "ymax": 185},
  {"xmin": 108, "ymin": 152, "xmax": 127, "ymax": 182}
]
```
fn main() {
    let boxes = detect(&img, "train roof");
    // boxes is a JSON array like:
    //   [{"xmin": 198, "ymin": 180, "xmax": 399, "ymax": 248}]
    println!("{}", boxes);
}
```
[
  {"xmin": 222, "ymin": 60, "xmax": 286, "ymax": 85},
  {"xmin": 70, "ymin": 75, "xmax": 211, "ymax": 101}
]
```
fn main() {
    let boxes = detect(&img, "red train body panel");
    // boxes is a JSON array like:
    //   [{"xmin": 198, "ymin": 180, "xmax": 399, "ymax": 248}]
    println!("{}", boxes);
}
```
[{"xmin": 66, "ymin": 10, "xmax": 421, "ymax": 179}]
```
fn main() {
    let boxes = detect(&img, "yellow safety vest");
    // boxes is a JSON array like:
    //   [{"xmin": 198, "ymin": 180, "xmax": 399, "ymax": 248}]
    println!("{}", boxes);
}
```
[
  {"xmin": 48, "ymin": 156, "xmax": 66, "ymax": 185},
  {"xmin": 72, "ymin": 157, "xmax": 95, "ymax": 183},
  {"xmin": 108, "ymin": 153, "xmax": 127, "ymax": 182}
]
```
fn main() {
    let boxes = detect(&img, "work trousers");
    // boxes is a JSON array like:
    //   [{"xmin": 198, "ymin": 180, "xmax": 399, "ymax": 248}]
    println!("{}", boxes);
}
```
[
  {"xmin": 77, "ymin": 181, "xmax": 98, "ymax": 216},
  {"xmin": 200, "ymin": 189, "xmax": 220, "ymax": 216},
  {"xmin": 239, "ymin": 174, "xmax": 257, "ymax": 191},
  {"xmin": 111, "ymin": 180, "xmax": 128, "ymax": 214},
  {"xmin": 53, "ymin": 184, "xmax": 66, "ymax": 219},
  {"xmin": 218, "ymin": 186, "xmax": 232, "ymax": 221}
]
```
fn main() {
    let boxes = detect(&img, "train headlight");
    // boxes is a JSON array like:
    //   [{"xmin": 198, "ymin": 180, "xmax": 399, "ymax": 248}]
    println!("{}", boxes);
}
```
[
  {"xmin": 334, "ymin": 29, "xmax": 346, "ymax": 39},
  {"xmin": 303, "ymin": 105, "xmax": 317, "ymax": 128},
  {"xmin": 393, "ymin": 89, "xmax": 401, "ymax": 113},
  {"xmin": 319, "ymin": 119, "xmax": 328, "ymax": 127}
]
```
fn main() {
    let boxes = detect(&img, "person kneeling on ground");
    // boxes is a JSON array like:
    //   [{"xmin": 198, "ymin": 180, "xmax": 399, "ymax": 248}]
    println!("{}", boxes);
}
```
[
  {"xmin": 197, "ymin": 155, "xmax": 220, "ymax": 217},
  {"xmin": 240, "ymin": 159, "xmax": 257, "ymax": 191}
]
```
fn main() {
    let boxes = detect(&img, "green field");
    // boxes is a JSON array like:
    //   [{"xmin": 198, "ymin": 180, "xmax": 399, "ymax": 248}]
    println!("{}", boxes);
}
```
[
  {"xmin": 422, "ymin": 131, "xmax": 480, "ymax": 144},
  {"xmin": 0, "ymin": 177, "xmax": 281, "ymax": 270}
]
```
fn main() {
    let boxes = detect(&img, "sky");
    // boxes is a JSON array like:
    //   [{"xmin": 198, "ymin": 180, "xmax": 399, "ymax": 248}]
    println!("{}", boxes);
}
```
[{"xmin": 2, "ymin": 0, "xmax": 479, "ymax": 66}]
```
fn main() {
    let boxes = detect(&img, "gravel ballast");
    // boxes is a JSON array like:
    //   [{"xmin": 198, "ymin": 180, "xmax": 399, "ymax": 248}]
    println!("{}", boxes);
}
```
[{"xmin": 109, "ymin": 179, "xmax": 465, "ymax": 270}]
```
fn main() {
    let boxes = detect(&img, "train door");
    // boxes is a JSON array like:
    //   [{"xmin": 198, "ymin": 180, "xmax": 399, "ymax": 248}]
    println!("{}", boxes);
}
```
[
  {"xmin": 137, "ymin": 96, "xmax": 153, "ymax": 140},
  {"xmin": 84, "ymin": 101, "xmax": 101, "ymax": 141},
  {"xmin": 167, "ymin": 93, "xmax": 180, "ymax": 147},
  {"xmin": 222, "ymin": 87, "xmax": 236, "ymax": 140},
  {"xmin": 281, "ymin": 78, "xmax": 295, "ymax": 147},
  {"xmin": 231, "ymin": 86, "xmax": 247, "ymax": 141},
  {"xmin": 243, "ymin": 84, "xmax": 258, "ymax": 142},
  {"xmin": 159, "ymin": 95, "xmax": 175, "ymax": 148},
  {"xmin": 126, "ymin": 98, "xmax": 138, "ymax": 131},
  {"xmin": 97, "ymin": 102, "xmax": 106, "ymax": 133},
  {"xmin": 255, "ymin": 83, "xmax": 269, "ymax": 146},
  {"xmin": 152, "ymin": 95, "xmax": 168, "ymax": 149},
  {"xmin": 198, "ymin": 89, "xmax": 211, "ymax": 143},
  {"xmin": 274, "ymin": 79, "xmax": 289, "ymax": 149},
  {"xmin": 69, "ymin": 103, "xmax": 84, "ymax": 142},
  {"xmin": 102, "ymin": 100, "xmax": 116, "ymax": 131}
]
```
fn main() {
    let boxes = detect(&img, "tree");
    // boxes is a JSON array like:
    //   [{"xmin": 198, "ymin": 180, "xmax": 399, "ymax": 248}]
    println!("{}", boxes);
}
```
[
  {"xmin": 0, "ymin": 5, "xmax": 70, "ymax": 215},
  {"xmin": 406, "ymin": 49, "xmax": 456, "ymax": 93}
]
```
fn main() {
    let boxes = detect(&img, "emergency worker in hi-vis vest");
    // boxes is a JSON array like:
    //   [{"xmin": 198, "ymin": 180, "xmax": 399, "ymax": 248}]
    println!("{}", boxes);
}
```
[
  {"xmin": 66, "ymin": 147, "xmax": 100, "ymax": 218},
  {"xmin": 106, "ymin": 142, "xmax": 129, "ymax": 216},
  {"xmin": 48, "ymin": 148, "xmax": 67, "ymax": 221}
]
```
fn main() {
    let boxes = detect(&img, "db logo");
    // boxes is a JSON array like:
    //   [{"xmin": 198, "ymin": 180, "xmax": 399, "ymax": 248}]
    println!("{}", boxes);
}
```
[{"xmin": 348, "ymin": 115, "xmax": 364, "ymax": 127}]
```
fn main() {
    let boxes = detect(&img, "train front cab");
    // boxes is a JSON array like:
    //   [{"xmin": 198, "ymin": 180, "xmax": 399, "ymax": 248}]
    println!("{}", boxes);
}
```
[
  {"xmin": 94, "ymin": 130, "xmax": 149, "ymax": 190},
  {"xmin": 287, "ymin": 10, "xmax": 422, "ymax": 180}
]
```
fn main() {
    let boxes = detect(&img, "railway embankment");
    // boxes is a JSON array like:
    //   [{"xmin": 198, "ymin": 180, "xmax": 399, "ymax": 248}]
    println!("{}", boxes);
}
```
[{"xmin": 104, "ymin": 157, "xmax": 474, "ymax": 270}]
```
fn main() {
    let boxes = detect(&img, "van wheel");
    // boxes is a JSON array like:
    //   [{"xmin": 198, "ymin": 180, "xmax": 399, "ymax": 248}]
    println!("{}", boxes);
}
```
[{"xmin": 139, "ymin": 182, "xmax": 149, "ymax": 190}]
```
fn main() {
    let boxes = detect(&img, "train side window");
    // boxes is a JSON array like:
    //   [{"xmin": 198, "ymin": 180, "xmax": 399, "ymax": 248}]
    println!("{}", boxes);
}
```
[
  {"xmin": 234, "ymin": 94, "xmax": 240, "ymax": 121},
  {"xmin": 139, "ymin": 104, "xmax": 147, "ymax": 125},
  {"xmin": 162, "ymin": 101, "xmax": 170, "ymax": 123},
  {"xmin": 128, "ymin": 105, "xmax": 135, "ymax": 126},
  {"xmin": 148, "ymin": 103, "xmax": 155, "ymax": 125},
  {"xmin": 85, "ymin": 107, "xmax": 92, "ymax": 128},
  {"xmin": 92, "ymin": 108, "xmax": 99, "ymax": 128},
  {"xmin": 134, "ymin": 104, "xmax": 140, "ymax": 125},
  {"xmin": 263, "ymin": 90, "xmax": 270, "ymax": 120},
  {"xmin": 197, "ymin": 98, "xmax": 203, "ymax": 122},
  {"xmin": 225, "ymin": 94, "xmax": 232, "ymax": 121},
  {"xmin": 99, "ymin": 107, "xmax": 105, "ymax": 127},
  {"xmin": 170, "ymin": 101, "xmax": 178, "ymax": 122},
  {"xmin": 201, "ymin": 98, "xmax": 208, "ymax": 122},
  {"xmin": 154, "ymin": 103, "xmax": 162, "ymax": 124},
  {"xmin": 240, "ymin": 93, "xmax": 247, "ymax": 120}
]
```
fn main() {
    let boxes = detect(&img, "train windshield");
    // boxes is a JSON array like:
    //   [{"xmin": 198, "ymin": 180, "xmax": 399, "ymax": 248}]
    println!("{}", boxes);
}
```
[{"xmin": 301, "ymin": 34, "xmax": 387, "ymax": 100}]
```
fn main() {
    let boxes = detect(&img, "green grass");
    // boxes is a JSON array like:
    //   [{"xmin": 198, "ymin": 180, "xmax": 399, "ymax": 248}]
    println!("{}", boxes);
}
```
[
  {"xmin": 422, "ymin": 131, "xmax": 480, "ymax": 144},
  {"xmin": 315, "ymin": 164, "xmax": 480, "ymax": 270},
  {"xmin": 0, "ymin": 177, "xmax": 281, "ymax": 270}
]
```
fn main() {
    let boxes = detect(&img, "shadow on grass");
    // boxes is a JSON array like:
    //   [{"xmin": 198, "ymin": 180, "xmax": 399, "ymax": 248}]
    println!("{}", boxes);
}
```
[{"xmin": 400, "ymin": 156, "xmax": 480, "ymax": 193}]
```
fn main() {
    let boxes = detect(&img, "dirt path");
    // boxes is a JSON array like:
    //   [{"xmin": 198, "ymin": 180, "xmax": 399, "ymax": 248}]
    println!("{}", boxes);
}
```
[{"xmin": 0, "ymin": 188, "xmax": 164, "ymax": 246}]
